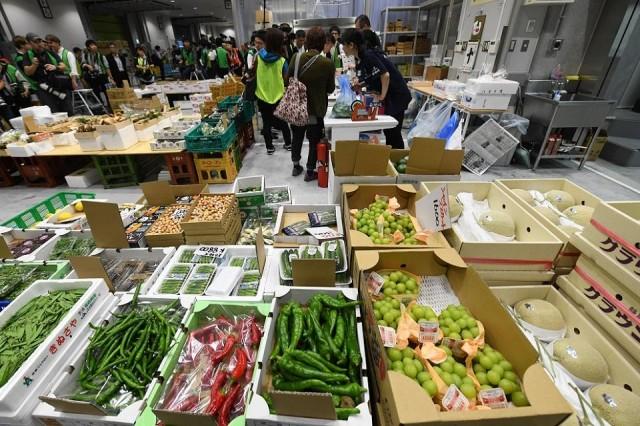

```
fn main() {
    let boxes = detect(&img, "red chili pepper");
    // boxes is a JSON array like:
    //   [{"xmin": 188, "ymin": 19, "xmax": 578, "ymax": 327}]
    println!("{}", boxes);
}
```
[
  {"xmin": 214, "ymin": 316, "xmax": 235, "ymax": 330},
  {"xmin": 218, "ymin": 383, "xmax": 242, "ymax": 426},
  {"xmin": 230, "ymin": 347, "xmax": 248, "ymax": 381},
  {"xmin": 205, "ymin": 370, "xmax": 229, "ymax": 415},
  {"xmin": 174, "ymin": 394, "xmax": 199, "ymax": 412},
  {"xmin": 212, "ymin": 335, "xmax": 236, "ymax": 364},
  {"xmin": 162, "ymin": 373, "xmax": 187, "ymax": 408},
  {"xmin": 250, "ymin": 320, "xmax": 261, "ymax": 346}
]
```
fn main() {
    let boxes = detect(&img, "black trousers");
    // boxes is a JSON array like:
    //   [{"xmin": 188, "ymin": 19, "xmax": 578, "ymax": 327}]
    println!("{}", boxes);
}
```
[
  {"xmin": 37, "ymin": 89, "xmax": 72, "ymax": 115},
  {"xmin": 180, "ymin": 65, "xmax": 195, "ymax": 80},
  {"xmin": 113, "ymin": 70, "xmax": 129, "ymax": 88},
  {"xmin": 384, "ymin": 109, "xmax": 406, "ymax": 149},
  {"xmin": 257, "ymin": 98, "xmax": 291, "ymax": 149},
  {"xmin": 216, "ymin": 67, "xmax": 229, "ymax": 78},
  {"xmin": 291, "ymin": 118, "xmax": 324, "ymax": 171}
]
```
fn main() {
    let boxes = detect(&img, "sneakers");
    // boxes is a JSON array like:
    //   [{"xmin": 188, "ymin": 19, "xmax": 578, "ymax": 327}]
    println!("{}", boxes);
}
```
[
  {"xmin": 304, "ymin": 170, "xmax": 318, "ymax": 182},
  {"xmin": 292, "ymin": 165, "xmax": 304, "ymax": 176},
  {"xmin": 284, "ymin": 143, "xmax": 292, "ymax": 151},
  {"xmin": 267, "ymin": 146, "xmax": 275, "ymax": 155}
]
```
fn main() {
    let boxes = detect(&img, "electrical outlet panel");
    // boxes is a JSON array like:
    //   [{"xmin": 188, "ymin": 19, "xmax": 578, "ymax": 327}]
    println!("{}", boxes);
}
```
[
  {"xmin": 521, "ymin": 39, "xmax": 530, "ymax": 52},
  {"xmin": 488, "ymin": 41, "xmax": 498, "ymax": 54},
  {"xmin": 454, "ymin": 41, "xmax": 464, "ymax": 52}
]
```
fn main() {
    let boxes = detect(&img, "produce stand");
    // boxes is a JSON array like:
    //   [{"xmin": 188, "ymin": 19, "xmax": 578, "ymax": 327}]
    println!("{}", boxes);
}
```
[{"xmin": 324, "ymin": 107, "xmax": 399, "ymax": 143}]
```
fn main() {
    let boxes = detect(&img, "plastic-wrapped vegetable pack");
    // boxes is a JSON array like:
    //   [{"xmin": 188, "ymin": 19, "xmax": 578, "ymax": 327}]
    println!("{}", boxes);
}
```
[
  {"xmin": 156, "ymin": 305, "xmax": 264, "ymax": 426},
  {"xmin": 67, "ymin": 298, "xmax": 185, "ymax": 413}
]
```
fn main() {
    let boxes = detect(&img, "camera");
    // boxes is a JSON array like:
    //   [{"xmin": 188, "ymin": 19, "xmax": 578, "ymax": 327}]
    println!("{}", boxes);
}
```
[{"xmin": 39, "ymin": 82, "xmax": 67, "ymax": 100}]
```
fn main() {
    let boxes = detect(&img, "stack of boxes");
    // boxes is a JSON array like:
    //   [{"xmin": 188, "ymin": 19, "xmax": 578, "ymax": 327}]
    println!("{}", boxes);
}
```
[
  {"xmin": 234, "ymin": 175, "xmax": 292, "ymax": 221},
  {"xmin": 106, "ymin": 82, "xmax": 137, "ymax": 112},
  {"xmin": 181, "ymin": 194, "xmax": 242, "ymax": 245},
  {"xmin": 387, "ymin": 19, "xmax": 410, "ymax": 32}
]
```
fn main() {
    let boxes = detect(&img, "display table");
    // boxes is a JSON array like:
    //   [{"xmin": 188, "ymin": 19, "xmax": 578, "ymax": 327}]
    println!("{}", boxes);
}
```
[
  {"xmin": 324, "ymin": 108, "xmax": 398, "ymax": 142},
  {"xmin": 38, "ymin": 141, "xmax": 181, "ymax": 157}
]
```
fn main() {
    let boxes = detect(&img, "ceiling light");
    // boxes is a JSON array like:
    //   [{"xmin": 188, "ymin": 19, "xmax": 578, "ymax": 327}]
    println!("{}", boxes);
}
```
[{"xmin": 193, "ymin": 6, "xmax": 198, "ymax": 9}]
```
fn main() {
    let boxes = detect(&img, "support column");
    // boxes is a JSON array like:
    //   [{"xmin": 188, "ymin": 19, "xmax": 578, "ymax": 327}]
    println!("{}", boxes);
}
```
[{"xmin": 232, "ymin": 0, "xmax": 246, "ymax": 44}]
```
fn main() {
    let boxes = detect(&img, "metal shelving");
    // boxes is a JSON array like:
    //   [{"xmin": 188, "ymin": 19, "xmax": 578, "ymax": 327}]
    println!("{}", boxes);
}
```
[{"xmin": 380, "ymin": 6, "xmax": 425, "ymax": 78}]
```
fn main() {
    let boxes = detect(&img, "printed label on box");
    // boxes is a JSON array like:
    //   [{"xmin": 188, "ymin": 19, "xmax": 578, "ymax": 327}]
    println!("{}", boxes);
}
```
[
  {"xmin": 194, "ymin": 246, "xmax": 226, "ymax": 257},
  {"xmin": 479, "ymin": 387, "xmax": 509, "ymax": 409},
  {"xmin": 442, "ymin": 384, "xmax": 470, "ymax": 411},
  {"xmin": 418, "ymin": 321, "xmax": 440, "ymax": 343},
  {"xmin": 378, "ymin": 325, "xmax": 397, "ymax": 347},
  {"xmin": 367, "ymin": 271, "xmax": 385, "ymax": 295}
]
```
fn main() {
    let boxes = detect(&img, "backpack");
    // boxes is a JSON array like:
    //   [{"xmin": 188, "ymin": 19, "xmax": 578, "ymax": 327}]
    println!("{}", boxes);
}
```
[{"xmin": 274, "ymin": 53, "xmax": 321, "ymax": 127}]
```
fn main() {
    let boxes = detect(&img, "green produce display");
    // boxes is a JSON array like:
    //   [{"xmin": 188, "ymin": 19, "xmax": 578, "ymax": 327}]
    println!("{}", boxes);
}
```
[
  {"xmin": 265, "ymin": 187, "xmax": 290, "ymax": 204},
  {"xmin": 431, "ymin": 347, "xmax": 476, "ymax": 399},
  {"xmin": 179, "ymin": 249, "xmax": 215, "ymax": 264},
  {"xmin": 373, "ymin": 296, "xmax": 402, "ymax": 329},
  {"xmin": 393, "ymin": 155, "xmax": 408, "ymax": 173},
  {"xmin": 69, "ymin": 299, "xmax": 183, "ymax": 412},
  {"xmin": 49, "ymin": 236, "xmax": 96, "ymax": 260},
  {"xmin": 300, "ymin": 246, "xmax": 322, "ymax": 259},
  {"xmin": 379, "ymin": 270, "xmax": 419, "ymax": 298},
  {"xmin": 472, "ymin": 344, "xmax": 528, "ymax": 405},
  {"xmin": 183, "ymin": 265, "xmax": 216, "ymax": 294},
  {"xmin": 158, "ymin": 265, "xmax": 192, "ymax": 294},
  {"xmin": 322, "ymin": 241, "xmax": 344, "ymax": 271},
  {"xmin": 229, "ymin": 257, "xmax": 245, "ymax": 268},
  {"xmin": 0, "ymin": 288, "xmax": 85, "ymax": 386},
  {"xmin": 280, "ymin": 249, "xmax": 298, "ymax": 279},
  {"xmin": 244, "ymin": 257, "xmax": 259, "ymax": 271},
  {"xmin": 267, "ymin": 294, "xmax": 364, "ymax": 419},
  {"xmin": 351, "ymin": 199, "xmax": 419, "ymax": 245},
  {"xmin": 0, "ymin": 264, "xmax": 56, "ymax": 300},
  {"xmin": 239, "ymin": 186, "xmax": 261, "ymax": 193},
  {"xmin": 438, "ymin": 305, "xmax": 480, "ymax": 341}
]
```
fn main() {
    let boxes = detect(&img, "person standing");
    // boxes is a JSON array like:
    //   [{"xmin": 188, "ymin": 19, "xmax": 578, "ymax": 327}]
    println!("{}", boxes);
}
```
[
  {"xmin": 44, "ymin": 34, "xmax": 80, "ymax": 92},
  {"xmin": 246, "ymin": 30, "xmax": 265, "ymax": 72},
  {"xmin": 355, "ymin": 15, "xmax": 381, "ymax": 49},
  {"xmin": 82, "ymin": 40, "xmax": 113, "ymax": 106},
  {"xmin": 213, "ymin": 38, "xmax": 229, "ymax": 78},
  {"xmin": 151, "ymin": 45, "xmax": 165, "ymax": 80},
  {"xmin": 342, "ymin": 29, "xmax": 411, "ymax": 149},
  {"xmin": 255, "ymin": 28, "xmax": 291, "ymax": 154},
  {"xmin": 106, "ymin": 42, "xmax": 129, "ymax": 88},
  {"xmin": 135, "ymin": 46, "xmax": 154, "ymax": 85},
  {"xmin": 199, "ymin": 40, "xmax": 213, "ymax": 79},
  {"xmin": 288, "ymin": 27, "xmax": 335, "ymax": 181},
  {"xmin": 328, "ymin": 26, "xmax": 344, "ymax": 69},
  {"xmin": 0, "ymin": 58, "xmax": 31, "ymax": 123},
  {"xmin": 13, "ymin": 36, "xmax": 39, "ymax": 99},
  {"xmin": 293, "ymin": 30, "xmax": 306, "ymax": 54},
  {"xmin": 179, "ymin": 40, "xmax": 196, "ymax": 80}
]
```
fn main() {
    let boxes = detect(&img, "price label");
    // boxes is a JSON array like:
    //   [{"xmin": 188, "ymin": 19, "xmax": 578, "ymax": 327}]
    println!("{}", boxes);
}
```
[
  {"xmin": 418, "ymin": 321, "xmax": 440, "ymax": 343},
  {"xmin": 171, "ymin": 208, "xmax": 189, "ymax": 221},
  {"xmin": 479, "ymin": 388, "xmax": 509, "ymax": 409},
  {"xmin": 194, "ymin": 246, "xmax": 225, "ymax": 257},
  {"xmin": 442, "ymin": 385, "xmax": 470, "ymax": 412},
  {"xmin": 367, "ymin": 272, "xmax": 385, "ymax": 295},
  {"xmin": 378, "ymin": 325, "xmax": 397, "ymax": 347}
]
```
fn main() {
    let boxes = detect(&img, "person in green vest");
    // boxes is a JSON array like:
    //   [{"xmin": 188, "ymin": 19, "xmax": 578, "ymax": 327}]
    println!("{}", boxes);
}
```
[
  {"xmin": 82, "ymin": 39, "xmax": 114, "ymax": 107},
  {"xmin": 72, "ymin": 47, "xmax": 84, "ymax": 85},
  {"xmin": 255, "ymin": 28, "xmax": 291, "ymax": 155},
  {"xmin": 135, "ymin": 46, "xmax": 155, "ymax": 85},
  {"xmin": 44, "ymin": 34, "xmax": 80, "ymax": 91},
  {"xmin": 12, "ymin": 36, "xmax": 39, "ymax": 95},
  {"xmin": 179, "ymin": 39, "xmax": 195, "ymax": 80},
  {"xmin": 0, "ymin": 58, "xmax": 31, "ymax": 125},
  {"xmin": 213, "ymin": 38, "xmax": 229, "ymax": 78},
  {"xmin": 199, "ymin": 40, "xmax": 213, "ymax": 79}
]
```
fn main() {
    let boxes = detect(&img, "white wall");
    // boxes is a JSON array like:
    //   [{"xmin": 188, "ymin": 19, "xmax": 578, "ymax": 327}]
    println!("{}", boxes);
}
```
[
  {"xmin": 2, "ymin": 0, "xmax": 87, "ymax": 48},
  {"xmin": 144, "ymin": 12, "xmax": 174, "ymax": 50}
]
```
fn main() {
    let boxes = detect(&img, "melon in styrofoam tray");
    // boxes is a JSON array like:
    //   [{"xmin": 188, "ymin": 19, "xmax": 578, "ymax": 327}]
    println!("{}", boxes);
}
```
[
  {"xmin": 32, "ymin": 295, "xmax": 193, "ymax": 426},
  {"xmin": 0, "ymin": 279, "xmax": 114, "ymax": 425},
  {"xmin": 0, "ymin": 227, "xmax": 61, "ymax": 260}
]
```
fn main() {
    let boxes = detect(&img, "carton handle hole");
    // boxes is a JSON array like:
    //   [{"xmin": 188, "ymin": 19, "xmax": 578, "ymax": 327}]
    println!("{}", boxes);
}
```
[
  {"xmin": 526, "ymin": 227, "xmax": 531, "ymax": 233},
  {"xmin": 573, "ymin": 327, "xmax": 580, "ymax": 335},
  {"xmin": 501, "ymin": 204, "xmax": 506, "ymax": 210},
  {"xmin": 615, "ymin": 294, "xmax": 623, "ymax": 301},
  {"xmin": 400, "ymin": 263, "xmax": 407, "ymax": 269},
  {"xmin": 635, "ymin": 243, "xmax": 640, "ymax": 250},
  {"xmin": 624, "ymin": 384, "xmax": 633, "ymax": 392}
]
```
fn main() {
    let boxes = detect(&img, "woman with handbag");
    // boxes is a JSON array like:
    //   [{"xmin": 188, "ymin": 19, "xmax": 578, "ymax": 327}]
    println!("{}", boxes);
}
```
[
  {"xmin": 255, "ymin": 28, "xmax": 291, "ymax": 155},
  {"xmin": 287, "ymin": 27, "xmax": 335, "ymax": 181}
]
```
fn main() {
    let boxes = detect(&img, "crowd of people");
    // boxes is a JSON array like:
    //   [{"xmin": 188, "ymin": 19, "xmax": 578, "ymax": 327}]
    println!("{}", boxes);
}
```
[{"xmin": 1, "ymin": 14, "xmax": 411, "ymax": 183}]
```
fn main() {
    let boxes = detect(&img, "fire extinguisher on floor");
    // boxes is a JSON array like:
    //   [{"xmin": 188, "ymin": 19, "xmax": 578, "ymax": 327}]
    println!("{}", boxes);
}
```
[{"xmin": 316, "ymin": 136, "xmax": 331, "ymax": 188}]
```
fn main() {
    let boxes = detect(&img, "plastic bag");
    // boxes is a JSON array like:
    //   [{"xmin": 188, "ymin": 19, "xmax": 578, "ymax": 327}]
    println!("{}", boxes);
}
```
[
  {"xmin": 499, "ymin": 113, "xmax": 529, "ymax": 137},
  {"xmin": 436, "ymin": 110, "xmax": 459, "ymax": 141},
  {"xmin": 445, "ymin": 119, "xmax": 463, "ymax": 150},
  {"xmin": 332, "ymin": 75, "xmax": 356, "ymax": 118},
  {"xmin": 407, "ymin": 101, "xmax": 452, "ymax": 144}
]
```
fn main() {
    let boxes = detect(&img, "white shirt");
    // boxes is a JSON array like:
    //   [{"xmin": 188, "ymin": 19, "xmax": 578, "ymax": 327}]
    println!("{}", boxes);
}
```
[
  {"xmin": 113, "ymin": 54, "xmax": 124, "ymax": 72},
  {"xmin": 58, "ymin": 46, "xmax": 79, "ymax": 77}
]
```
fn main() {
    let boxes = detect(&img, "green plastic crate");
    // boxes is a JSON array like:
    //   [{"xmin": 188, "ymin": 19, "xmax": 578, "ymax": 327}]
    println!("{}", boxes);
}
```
[
  {"xmin": 93, "ymin": 155, "xmax": 140, "ymax": 188},
  {"xmin": 2, "ymin": 192, "xmax": 95, "ymax": 228},
  {"xmin": 239, "ymin": 100, "xmax": 255, "ymax": 124},
  {"xmin": 217, "ymin": 95, "xmax": 241, "ymax": 112},
  {"xmin": 186, "ymin": 121, "xmax": 237, "ymax": 153}
]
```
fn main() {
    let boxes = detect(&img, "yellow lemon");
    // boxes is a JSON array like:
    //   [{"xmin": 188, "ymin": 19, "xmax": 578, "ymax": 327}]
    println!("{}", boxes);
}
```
[
  {"xmin": 58, "ymin": 212, "xmax": 73, "ymax": 221},
  {"xmin": 74, "ymin": 201, "xmax": 84, "ymax": 212}
]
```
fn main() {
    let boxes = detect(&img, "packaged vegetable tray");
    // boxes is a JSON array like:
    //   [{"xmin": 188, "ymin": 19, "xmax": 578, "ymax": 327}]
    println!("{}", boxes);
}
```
[
  {"xmin": 0, "ymin": 278, "xmax": 113, "ymax": 425},
  {"xmin": 34, "ymin": 295, "xmax": 191, "ymax": 425},
  {"xmin": 0, "ymin": 260, "xmax": 71, "ymax": 308},
  {"xmin": 153, "ymin": 301, "xmax": 270, "ymax": 426}
]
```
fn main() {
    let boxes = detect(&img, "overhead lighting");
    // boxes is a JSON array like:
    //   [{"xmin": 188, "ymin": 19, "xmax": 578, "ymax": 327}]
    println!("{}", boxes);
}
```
[{"xmin": 193, "ymin": 6, "xmax": 198, "ymax": 10}]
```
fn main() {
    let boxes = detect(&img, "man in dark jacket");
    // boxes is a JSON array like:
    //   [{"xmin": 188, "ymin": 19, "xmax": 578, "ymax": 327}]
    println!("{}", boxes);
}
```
[{"xmin": 106, "ymin": 43, "xmax": 129, "ymax": 88}]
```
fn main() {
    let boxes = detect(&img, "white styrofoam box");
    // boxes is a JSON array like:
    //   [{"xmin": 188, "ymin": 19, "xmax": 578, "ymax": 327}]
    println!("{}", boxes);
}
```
[
  {"xmin": 26, "ymin": 229, "xmax": 94, "ymax": 261},
  {"xmin": 465, "ymin": 77, "xmax": 519, "ymax": 95},
  {"xmin": 36, "ymin": 198, "xmax": 101, "ymax": 231},
  {"xmin": 32, "ymin": 296, "xmax": 192, "ymax": 426},
  {"xmin": 234, "ymin": 175, "xmax": 265, "ymax": 196},
  {"xmin": 135, "ymin": 122, "xmax": 159, "ymax": 142},
  {"xmin": 150, "ymin": 140, "xmax": 185, "ymax": 151},
  {"xmin": 52, "ymin": 112, "xmax": 68, "ymax": 122},
  {"xmin": 0, "ymin": 278, "xmax": 114, "ymax": 425},
  {"xmin": 274, "ymin": 204, "xmax": 344, "ymax": 246},
  {"xmin": 76, "ymin": 133, "xmax": 104, "ymax": 151},
  {"xmin": 433, "ymin": 79, "xmax": 465, "ymax": 97},
  {"xmin": 65, "ymin": 166, "xmax": 100, "ymax": 188},
  {"xmin": 19, "ymin": 106, "xmax": 51, "ymax": 118},
  {"xmin": 174, "ymin": 100, "xmax": 194, "ymax": 112},
  {"xmin": 9, "ymin": 117, "xmax": 24, "ymax": 131},
  {"xmin": 171, "ymin": 116, "xmax": 201, "ymax": 129},
  {"xmin": 101, "ymin": 123, "xmax": 137, "ymax": 151},
  {"xmin": 0, "ymin": 228, "xmax": 63, "ymax": 261},
  {"xmin": 246, "ymin": 287, "xmax": 371, "ymax": 426},
  {"xmin": 460, "ymin": 90, "xmax": 512, "ymax": 110},
  {"xmin": 204, "ymin": 266, "xmax": 242, "ymax": 296},
  {"xmin": 51, "ymin": 131, "xmax": 77, "ymax": 146},
  {"xmin": 6, "ymin": 139, "xmax": 54, "ymax": 157}
]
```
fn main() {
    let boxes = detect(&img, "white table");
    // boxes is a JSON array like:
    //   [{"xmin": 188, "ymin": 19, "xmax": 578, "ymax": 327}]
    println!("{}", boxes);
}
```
[{"xmin": 324, "ymin": 107, "xmax": 398, "ymax": 142}]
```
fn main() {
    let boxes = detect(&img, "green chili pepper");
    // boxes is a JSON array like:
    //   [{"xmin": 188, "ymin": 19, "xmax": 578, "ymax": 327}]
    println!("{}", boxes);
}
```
[
  {"xmin": 317, "ymin": 294, "xmax": 360, "ymax": 309},
  {"xmin": 327, "ymin": 309, "xmax": 338, "ymax": 335},
  {"xmin": 347, "ymin": 310, "xmax": 361, "ymax": 368},
  {"xmin": 277, "ymin": 304, "xmax": 291, "ymax": 353},
  {"xmin": 309, "ymin": 309, "xmax": 333, "ymax": 361},
  {"xmin": 288, "ymin": 304, "xmax": 304, "ymax": 351},
  {"xmin": 310, "ymin": 309, "xmax": 344, "ymax": 363},
  {"xmin": 297, "ymin": 349, "xmax": 347, "ymax": 373},
  {"xmin": 288, "ymin": 350, "xmax": 331, "ymax": 373},
  {"xmin": 273, "ymin": 377, "xmax": 330, "ymax": 392},
  {"xmin": 278, "ymin": 356, "xmax": 349, "ymax": 383},
  {"xmin": 336, "ymin": 407, "xmax": 361, "ymax": 420},
  {"xmin": 332, "ymin": 394, "xmax": 341, "ymax": 407},
  {"xmin": 333, "ymin": 314, "xmax": 346, "ymax": 349},
  {"xmin": 326, "ymin": 382, "xmax": 366, "ymax": 399}
]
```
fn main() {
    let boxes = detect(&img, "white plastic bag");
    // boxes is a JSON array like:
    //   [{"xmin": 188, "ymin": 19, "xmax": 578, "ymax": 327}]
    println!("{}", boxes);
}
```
[
  {"xmin": 408, "ymin": 101, "xmax": 452, "ymax": 144},
  {"xmin": 445, "ymin": 120, "xmax": 463, "ymax": 150}
]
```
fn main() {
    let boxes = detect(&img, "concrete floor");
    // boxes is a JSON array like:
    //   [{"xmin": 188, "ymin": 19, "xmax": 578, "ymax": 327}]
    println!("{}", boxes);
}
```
[{"xmin": 0, "ymin": 140, "xmax": 638, "ymax": 223}]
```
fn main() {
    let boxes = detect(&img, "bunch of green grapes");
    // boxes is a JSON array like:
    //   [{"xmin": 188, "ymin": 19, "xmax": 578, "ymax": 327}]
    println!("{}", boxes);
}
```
[
  {"xmin": 373, "ymin": 296, "xmax": 402, "ymax": 329},
  {"xmin": 438, "ymin": 305, "xmax": 480, "ymax": 341},
  {"xmin": 387, "ymin": 347, "xmax": 438, "ymax": 397},
  {"xmin": 433, "ymin": 346, "xmax": 477, "ymax": 400},
  {"xmin": 472, "ymin": 344, "xmax": 529, "ymax": 406},
  {"xmin": 353, "ymin": 200, "xmax": 418, "ymax": 245},
  {"xmin": 380, "ymin": 270, "xmax": 419, "ymax": 296},
  {"xmin": 408, "ymin": 304, "xmax": 437, "ymax": 323}
]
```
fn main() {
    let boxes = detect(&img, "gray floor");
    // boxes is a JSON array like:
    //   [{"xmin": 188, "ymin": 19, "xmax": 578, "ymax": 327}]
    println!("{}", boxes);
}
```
[{"xmin": 0, "ymin": 140, "xmax": 638, "ymax": 223}]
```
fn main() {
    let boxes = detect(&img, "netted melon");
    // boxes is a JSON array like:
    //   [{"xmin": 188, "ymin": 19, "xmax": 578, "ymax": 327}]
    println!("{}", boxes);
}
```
[
  {"xmin": 512, "ymin": 189, "xmax": 534, "ymax": 205},
  {"xmin": 545, "ymin": 190, "xmax": 575, "ymax": 211},
  {"xmin": 553, "ymin": 337, "xmax": 608, "ymax": 383},
  {"xmin": 476, "ymin": 210, "xmax": 515, "ymax": 237},
  {"xmin": 515, "ymin": 299, "xmax": 565, "ymax": 331},
  {"xmin": 563, "ymin": 205, "xmax": 594, "ymax": 227},
  {"xmin": 589, "ymin": 384, "xmax": 640, "ymax": 426}
]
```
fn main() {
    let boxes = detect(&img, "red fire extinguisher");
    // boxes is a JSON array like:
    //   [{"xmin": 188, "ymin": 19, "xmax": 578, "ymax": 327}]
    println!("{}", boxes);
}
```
[{"xmin": 317, "ymin": 138, "xmax": 330, "ymax": 188}]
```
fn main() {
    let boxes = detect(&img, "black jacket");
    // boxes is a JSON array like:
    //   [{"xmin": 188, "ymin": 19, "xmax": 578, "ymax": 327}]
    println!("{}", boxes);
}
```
[{"xmin": 106, "ymin": 53, "xmax": 127, "ymax": 75}]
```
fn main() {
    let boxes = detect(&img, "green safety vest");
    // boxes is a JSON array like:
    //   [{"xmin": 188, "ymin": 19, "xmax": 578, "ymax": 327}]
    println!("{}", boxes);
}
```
[
  {"xmin": 4, "ymin": 64, "xmax": 18, "ymax": 84},
  {"xmin": 14, "ymin": 50, "xmax": 38, "ymax": 90},
  {"xmin": 181, "ymin": 48, "xmax": 195, "ymax": 66},
  {"xmin": 331, "ymin": 45, "xmax": 342, "ymax": 69},
  {"xmin": 200, "ymin": 48, "xmax": 211, "ymax": 69},
  {"xmin": 137, "ymin": 56, "xmax": 148, "ymax": 69},
  {"xmin": 86, "ymin": 52, "xmax": 107, "ymax": 74},
  {"xmin": 60, "ymin": 48, "xmax": 72, "ymax": 75},
  {"xmin": 255, "ymin": 55, "xmax": 285, "ymax": 104},
  {"xmin": 216, "ymin": 47, "xmax": 228, "ymax": 69}
]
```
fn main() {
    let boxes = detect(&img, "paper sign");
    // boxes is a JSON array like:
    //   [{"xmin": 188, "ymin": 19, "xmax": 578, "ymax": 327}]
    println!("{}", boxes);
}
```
[
  {"xmin": 418, "ymin": 321, "xmax": 440, "ymax": 343},
  {"xmin": 367, "ymin": 271, "xmax": 385, "ymax": 295},
  {"xmin": 442, "ymin": 385, "xmax": 470, "ymax": 411},
  {"xmin": 194, "ymin": 246, "xmax": 226, "ymax": 258},
  {"xmin": 416, "ymin": 184, "xmax": 451, "ymax": 232},
  {"xmin": 378, "ymin": 325, "xmax": 397, "ymax": 347},
  {"xmin": 305, "ymin": 226, "xmax": 343, "ymax": 241},
  {"xmin": 479, "ymin": 388, "xmax": 509, "ymax": 409}
]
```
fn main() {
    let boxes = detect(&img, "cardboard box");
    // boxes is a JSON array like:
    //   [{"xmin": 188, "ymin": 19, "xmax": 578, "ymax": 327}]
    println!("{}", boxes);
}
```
[
  {"xmin": 491, "ymin": 285, "xmax": 640, "ymax": 405},
  {"xmin": 389, "ymin": 149, "xmax": 461, "ymax": 184},
  {"xmin": 234, "ymin": 175, "xmax": 266, "ymax": 208},
  {"xmin": 274, "ymin": 204, "xmax": 344, "ymax": 246},
  {"xmin": 328, "ymin": 145, "xmax": 398, "ymax": 204},
  {"xmin": 343, "ymin": 184, "xmax": 450, "ymax": 261},
  {"xmin": 426, "ymin": 66, "xmax": 448, "ymax": 81},
  {"xmin": 352, "ymin": 249, "xmax": 572, "ymax": 426},
  {"xmin": 579, "ymin": 200, "xmax": 640, "ymax": 292},
  {"xmin": 586, "ymin": 134, "xmax": 607, "ymax": 161},
  {"xmin": 420, "ymin": 182, "xmax": 563, "ymax": 272},
  {"xmin": 478, "ymin": 269, "xmax": 556, "ymax": 286},
  {"xmin": 255, "ymin": 9, "xmax": 273, "ymax": 23},
  {"xmin": 460, "ymin": 90, "xmax": 512, "ymax": 110},
  {"xmin": 404, "ymin": 138, "xmax": 463, "ymax": 175},
  {"xmin": 246, "ymin": 286, "xmax": 372, "ymax": 425},
  {"xmin": 0, "ymin": 228, "xmax": 62, "ymax": 260},
  {"xmin": 558, "ymin": 254, "xmax": 640, "ymax": 364},
  {"xmin": 496, "ymin": 178, "xmax": 604, "ymax": 269},
  {"xmin": 137, "ymin": 181, "xmax": 208, "ymax": 206},
  {"xmin": 180, "ymin": 194, "xmax": 240, "ymax": 237}
]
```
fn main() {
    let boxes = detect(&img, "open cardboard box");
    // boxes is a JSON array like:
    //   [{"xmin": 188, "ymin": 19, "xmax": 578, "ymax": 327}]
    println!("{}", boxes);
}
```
[
  {"xmin": 557, "ymin": 254, "xmax": 640, "ymax": 364},
  {"xmin": 420, "ymin": 182, "xmax": 563, "ymax": 273},
  {"xmin": 496, "ymin": 179, "xmax": 604, "ymax": 269},
  {"xmin": 153, "ymin": 300, "xmax": 270, "ymax": 426},
  {"xmin": 404, "ymin": 138, "xmax": 463, "ymax": 176},
  {"xmin": 137, "ymin": 181, "xmax": 208, "ymax": 206},
  {"xmin": 578, "ymin": 200, "xmax": 640, "ymax": 288},
  {"xmin": 180, "ymin": 194, "xmax": 240, "ymax": 237},
  {"xmin": 476, "ymin": 269, "xmax": 556, "ymax": 286},
  {"xmin": 389, "ymin": 148, "xmax": 461, "ymax": 184},
  {"xmin": 0, "ymin": 228, "xmax": 62, "ymax": 260},
  {"xmin": 352, "ymin": 249, "xmax": 572, "ymax": 426},
  {"xmin": 246, "ymin": 286, "xmax": 372, "ymax": 425},
  {"xmin": 233, "ymin": 175, "xmax": 266, "ymax": 208},
  {"xmin": 342, "ymin": 184, "xmax": 450, "ymax": 262},
  {"xmin": 273, "ymin": 204, "xmax": 344, "ymax": 247}
]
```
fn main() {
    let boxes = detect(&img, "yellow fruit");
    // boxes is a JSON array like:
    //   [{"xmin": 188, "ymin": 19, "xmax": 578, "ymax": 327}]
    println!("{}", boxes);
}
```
[
  {"xmin": 58, "ymin": 212, "xmax": 73, "ymax": 221},
  {"xmin": 74, "ymin": 201, "xmax": 84, "ymax": 212},
  {"xmin": 562, "ymin": 205, "xmax": 594, "ymax": 226},
  {"xmin": 477, "ymin": 210, "xmax": 516, "ymax": 237}
]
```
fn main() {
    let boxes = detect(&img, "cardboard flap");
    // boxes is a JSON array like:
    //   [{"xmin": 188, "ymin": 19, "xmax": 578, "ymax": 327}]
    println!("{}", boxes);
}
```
[
  {"xmin": 440, "ymin": 149, "xmax": 464, "ymax": 174},
  {"xmin": 292, "ymin": 259, "xmax": 335, "ymax": 286},
  {"xmin": 407, "ymin": 138, "xmax": 446, "ymax": 172},
  {"xmin": 433, "ymin": 248, "xmax": 467, "ymax": 269},
  {"xmin": 141, "ymin": 181, "xmax": 175, "ymax": 206},
  {"xmin": 353, "ymin": 144, "xmax": 391, "ymax": 176},
  {"xmin": 39, "ymin": 396, "xmax": 111, "ymax": 416},
  {"xmin": 334, "ymin": 141, "xmax": 360, "ymax": 176},
  {"xmin": 70, "ymin": 256, "xmax": 114, "ymax": 292},
  {"xmin": 83, "ymin": 201, "xmax": 128, "ymax": 249},
  {"xmin": 0, "ymin": 238, "xmax": 13, "ymax": 259},
  {"xmin": 271, "ymin": 391, "xmax": 336, "ymax": 420},
  {"xmin": 354, "ymin": 250, "xmax": 380, "ymax": 271},
  {"xmin": 254, "ymin": 228, "xmax": 267, "ymax": 274}
]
